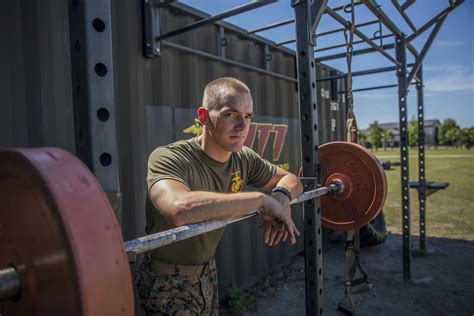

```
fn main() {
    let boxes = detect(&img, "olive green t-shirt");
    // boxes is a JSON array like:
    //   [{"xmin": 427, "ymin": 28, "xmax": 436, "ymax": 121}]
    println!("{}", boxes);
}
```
[{"xmin": 146, "ymin": 137, "xmax": 277, "ymax": 265}]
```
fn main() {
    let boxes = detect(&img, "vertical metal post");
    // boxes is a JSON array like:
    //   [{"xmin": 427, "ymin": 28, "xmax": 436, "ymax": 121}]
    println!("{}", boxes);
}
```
[
  {"xmin": 68, "ymin": 0, "xmax": 122, "ymax": 222},
  {"xmin": 416, "ymin": 65, "xmax": 427, "ymax": 252},
  {"xmin": 292, "ymin": 0, "xmax": 323, "ymax": 314},
  {"xmin": 395, "ymin": 35, "xmax": 411, "ymax": 279}
]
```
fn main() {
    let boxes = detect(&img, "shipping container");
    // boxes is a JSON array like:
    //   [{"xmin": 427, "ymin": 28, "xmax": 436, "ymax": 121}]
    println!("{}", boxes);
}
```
[{"xmin": 0, "ymin": 0, "xmax": 347, "ymax": 301}]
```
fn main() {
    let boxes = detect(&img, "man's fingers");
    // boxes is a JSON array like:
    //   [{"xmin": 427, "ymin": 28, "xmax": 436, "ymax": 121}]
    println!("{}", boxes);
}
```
[
  {"xmin": 273, "ymin": 229, "xmax": 286, "ymax": 245},
  {"xmin": 268, "ymin": 226, "xmax": 279, "ymax": 246},
  {"xmin": 263, "ymin": 222, "xmax": 271, "ymax": 244},
  {"xmin": 282, "ymin": 218, "xmax": 296, "ymax": 244}
]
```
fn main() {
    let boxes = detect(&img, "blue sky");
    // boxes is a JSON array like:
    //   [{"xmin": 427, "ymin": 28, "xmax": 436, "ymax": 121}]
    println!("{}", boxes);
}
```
[{"xmin": 182, "ymin": 0, "xmax": 473, "ymax": 128}]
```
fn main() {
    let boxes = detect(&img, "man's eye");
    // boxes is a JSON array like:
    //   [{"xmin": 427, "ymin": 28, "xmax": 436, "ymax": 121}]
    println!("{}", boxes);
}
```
[{"xmin": 246, "ymin": 115, "xmax": 254, "ymax": 120}]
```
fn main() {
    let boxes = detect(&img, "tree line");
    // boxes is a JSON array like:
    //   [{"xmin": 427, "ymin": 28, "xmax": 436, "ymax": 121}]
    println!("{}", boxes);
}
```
[{"xmin": 358, "ymin": 118, "xmax": 474, "ymax": 150}]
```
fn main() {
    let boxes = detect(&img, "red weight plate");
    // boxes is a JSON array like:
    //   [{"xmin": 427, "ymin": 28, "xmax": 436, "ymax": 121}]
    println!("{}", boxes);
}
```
[
  {"xmin": 319, "ymin": 142, "xmax": 387, "ymax": 231},
  {"xmin": 0, "ymin": 148, "xmax": 133, "ymax": 315}
]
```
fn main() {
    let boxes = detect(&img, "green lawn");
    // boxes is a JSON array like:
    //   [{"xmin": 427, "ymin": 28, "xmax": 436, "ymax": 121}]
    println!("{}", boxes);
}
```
[{"xmin": 372, "ymin": 148, "xmax": 474, "ymax": 241}]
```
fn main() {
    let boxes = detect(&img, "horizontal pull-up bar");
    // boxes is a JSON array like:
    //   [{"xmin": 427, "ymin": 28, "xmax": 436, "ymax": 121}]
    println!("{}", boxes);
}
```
[
  {"xmin": 248, "ymin": 18, "xmax": 294, "ymax": 34},
  {"xmin": 315, "ymin": 34, "xmax": 394, "ymax": 53},
  {"xmin": 316, "ymin": 63, "xmax": 415, "ymax": 82},
  {"xmin": 406, "ymin": 0, "xmax": 464, "ymax": 43},
  {"xmin": 155, "ymin": 1, "xmax": 276, "ymax": 41},
  {"xmin": 247, "ymin": 0, "xmax": 362, "ymax": 35},
  {"xmin": 361, "ymin": 0, "xmax": 419, "ymax": 57},
  {"xmin": 316, "ymin": 42, "xmax": 395, "ymax": 62},
  {"xmin": 325, "ymin": 6, "xmax": 401, "ymax": 66},
  {"xmin": 317, "ymin": 19, "xmax": 380, "ymax": 38},
  {"xmin": 339, "ymin": 81, "xmax": 417, "ymax": 93}
]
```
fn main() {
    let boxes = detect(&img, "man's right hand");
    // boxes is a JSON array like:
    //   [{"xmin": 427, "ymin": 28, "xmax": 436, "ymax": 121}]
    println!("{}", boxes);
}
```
[{"xmin": 258, "ymin": 194, "xmax": 300, "ymax": 245}]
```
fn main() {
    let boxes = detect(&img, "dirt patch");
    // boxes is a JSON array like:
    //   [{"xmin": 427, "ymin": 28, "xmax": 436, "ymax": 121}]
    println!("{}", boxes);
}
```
[{"xmin": 221, "ymin": 233, "xmax": 474, "ymax": 315}]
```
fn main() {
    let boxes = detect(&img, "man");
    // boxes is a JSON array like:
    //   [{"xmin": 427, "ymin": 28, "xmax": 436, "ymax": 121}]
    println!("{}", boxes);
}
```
[{"xmin": 137, "ymin": 77, "xmax": 303, "ymax": 315}]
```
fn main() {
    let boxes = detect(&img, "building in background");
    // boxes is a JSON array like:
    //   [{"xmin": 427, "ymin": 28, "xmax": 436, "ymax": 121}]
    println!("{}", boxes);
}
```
[{"xmin": 365, "ymin": 119, "xmax": 441, "ymax": 147}]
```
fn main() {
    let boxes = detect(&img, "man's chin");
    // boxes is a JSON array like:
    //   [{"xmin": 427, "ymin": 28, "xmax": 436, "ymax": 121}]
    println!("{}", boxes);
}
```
[{"xmin": 228, "ymin": 143, "xmax": 244, "ymax": 152}]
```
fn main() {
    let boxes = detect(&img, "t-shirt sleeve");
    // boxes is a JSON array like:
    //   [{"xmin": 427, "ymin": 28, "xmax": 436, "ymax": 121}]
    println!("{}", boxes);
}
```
[
  {"xmin": 245, "ymin": 147, "xmax": 277, "ymax": 189},
  {"xmin": 147, "ymin": 146, "xmax": 190, "ymax": 192}
]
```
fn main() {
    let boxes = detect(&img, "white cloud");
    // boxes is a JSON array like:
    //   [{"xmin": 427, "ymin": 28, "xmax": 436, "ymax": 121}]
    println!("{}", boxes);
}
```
[
  {"xmin": 355, "ymin": 92, "xmax": 396, "ymax": 98},
  {"xmin": 434, "ymin": 40, "xmax": 471, "ymax": 48},
  {"xmin": 424, "ymin": 65, "xmax": 474, "ymax": 93}
]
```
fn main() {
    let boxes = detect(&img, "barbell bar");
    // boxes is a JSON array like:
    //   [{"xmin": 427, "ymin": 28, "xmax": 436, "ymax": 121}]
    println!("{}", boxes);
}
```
[{"xmin": 0, "ymin": 141, "xmax": 386, "ymax": 315}]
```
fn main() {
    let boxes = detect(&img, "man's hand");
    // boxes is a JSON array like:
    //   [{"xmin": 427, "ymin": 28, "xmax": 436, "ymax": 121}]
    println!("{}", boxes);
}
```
[{"xmin": 258, "ymin": 193, "xmax": 300, "ymax": 245}]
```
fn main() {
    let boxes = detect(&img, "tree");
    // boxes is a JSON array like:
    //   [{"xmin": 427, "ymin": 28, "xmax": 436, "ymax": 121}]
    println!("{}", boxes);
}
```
[
  {"xmin": 381, "ymin": 129, "xmax": 394, "ymax": 150},
  {"xmin": 408, "ymin": 116, "xmax": 418, "ymax": 147},
  {"xmin": 368, "ymin": 121, "xmax": 383, "ymax": 151},
  {"xmin": 358, "ymin": 130, "xmax": 369, "ymax": 148},
  {"xmin": 457, "ymin": 127, "xmax": 474, "ymax": 149},
  {"xmin": 438, "ymin": 118, "xmax": 460, "ymax": 146}
]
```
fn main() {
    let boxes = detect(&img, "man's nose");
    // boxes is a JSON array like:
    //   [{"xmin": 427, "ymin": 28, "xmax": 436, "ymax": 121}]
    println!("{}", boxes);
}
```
[{"xmin": 235, "ymin": 116, "xmax": 247, "ymax": 130}]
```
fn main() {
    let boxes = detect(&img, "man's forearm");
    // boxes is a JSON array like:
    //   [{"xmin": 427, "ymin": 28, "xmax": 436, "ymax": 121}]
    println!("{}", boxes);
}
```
[
  {"xmin": 162, "ymin": 190, "xmax": 267, "ymax": 226},
  {"xmin": 275, "ymin": 173, "xmax": 304, "ymax": 201}
]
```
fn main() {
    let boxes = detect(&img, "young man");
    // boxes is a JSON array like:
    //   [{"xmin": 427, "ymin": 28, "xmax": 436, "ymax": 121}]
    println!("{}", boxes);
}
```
[{"xmin": 137, "ymin": 77, "xmax": 303, "ymax": 315}]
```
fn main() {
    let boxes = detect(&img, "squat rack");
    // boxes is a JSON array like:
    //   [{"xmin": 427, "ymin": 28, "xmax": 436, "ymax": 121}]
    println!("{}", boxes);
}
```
[{"xmin": 69, "ymin": 0, "xmax": 464, "ymax": 315}]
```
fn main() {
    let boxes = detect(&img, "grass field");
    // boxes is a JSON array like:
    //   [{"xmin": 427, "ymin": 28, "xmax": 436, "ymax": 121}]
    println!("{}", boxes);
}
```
[{"xmin": 372, "ymin": 148, "xmax": 474, "ymax": 241}]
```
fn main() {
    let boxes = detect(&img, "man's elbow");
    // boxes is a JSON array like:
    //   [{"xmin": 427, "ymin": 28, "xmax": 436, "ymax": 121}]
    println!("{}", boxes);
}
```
[{"xmin": 164, "ymin": 200, "xmax": 190, "ymax": 227}]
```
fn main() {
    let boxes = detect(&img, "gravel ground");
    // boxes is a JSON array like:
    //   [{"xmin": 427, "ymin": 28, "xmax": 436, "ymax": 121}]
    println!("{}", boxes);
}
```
[{"xmin": 221, "ymin": 233, "xmax": 474, "ymax": 315}]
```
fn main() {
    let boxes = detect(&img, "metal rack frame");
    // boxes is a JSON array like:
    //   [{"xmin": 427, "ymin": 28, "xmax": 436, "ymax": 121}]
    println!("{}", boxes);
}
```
[{"xmin": 73, "ymin": 0, "xmax": 464, "ymax": 314}]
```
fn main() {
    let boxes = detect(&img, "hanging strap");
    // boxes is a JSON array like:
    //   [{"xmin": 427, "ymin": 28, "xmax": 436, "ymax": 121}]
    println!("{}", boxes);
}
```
[
  {"xmin": 343, "ymin": 1, "xmax": 358, "ymax": 144},
  {"xmin": 337, "ymin": 230, "xmax": 373, "ymax": 315},
  {"xmin": 338, "ymin": 3, "xmax": 373, "ymax": 315}
]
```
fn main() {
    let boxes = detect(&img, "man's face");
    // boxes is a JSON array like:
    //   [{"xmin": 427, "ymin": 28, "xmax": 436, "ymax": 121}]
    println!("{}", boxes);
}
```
[{"xmin": 206, "ymin": 92, "xmax": 254, "ymax": 153}]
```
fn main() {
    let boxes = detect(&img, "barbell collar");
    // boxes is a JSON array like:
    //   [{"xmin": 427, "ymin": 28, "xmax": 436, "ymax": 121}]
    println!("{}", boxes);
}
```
[{"xmin": 0, "ymin": 267, "xmax": 21, "ymax": 302}]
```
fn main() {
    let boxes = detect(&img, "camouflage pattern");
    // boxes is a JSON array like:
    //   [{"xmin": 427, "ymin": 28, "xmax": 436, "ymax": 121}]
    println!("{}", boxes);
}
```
[{"xmin": 135, "ymin": 255, "xmax": 219, "ymax": 315}]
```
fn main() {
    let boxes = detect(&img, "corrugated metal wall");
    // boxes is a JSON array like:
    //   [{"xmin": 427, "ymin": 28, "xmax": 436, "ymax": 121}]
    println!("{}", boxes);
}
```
[
  {"xmin": 0, "ymin": 0, "xmax": 347, "ymax": 301},
  {"xmin": 0, "ymin": 0, "xmax": 75, "ymax": 152}
]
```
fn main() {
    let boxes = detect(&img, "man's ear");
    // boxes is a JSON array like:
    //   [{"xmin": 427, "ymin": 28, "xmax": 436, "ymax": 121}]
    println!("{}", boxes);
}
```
[{"xmin": 197, "ymin": 107, "xmax": 207, "ymax": 125}]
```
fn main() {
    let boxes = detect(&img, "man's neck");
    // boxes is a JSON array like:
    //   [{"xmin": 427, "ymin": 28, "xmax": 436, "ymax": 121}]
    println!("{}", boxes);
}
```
[{"xmin": 198, "ymin": 135, "xmax": 232, "ymax": 163}]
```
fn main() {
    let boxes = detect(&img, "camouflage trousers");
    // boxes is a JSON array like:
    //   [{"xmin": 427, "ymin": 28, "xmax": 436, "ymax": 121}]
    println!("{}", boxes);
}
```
[{"xmin": 135, "ymin": 255, "xmax": 219, "ymax": 315}]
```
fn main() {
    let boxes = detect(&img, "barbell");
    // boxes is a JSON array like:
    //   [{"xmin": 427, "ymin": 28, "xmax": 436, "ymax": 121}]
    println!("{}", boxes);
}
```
[{"xmin": 0, "ymin": 141, "xmax": 386, "ymax": 315}]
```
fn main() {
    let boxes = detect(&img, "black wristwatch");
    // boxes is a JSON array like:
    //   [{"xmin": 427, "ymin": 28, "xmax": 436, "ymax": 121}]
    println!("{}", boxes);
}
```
[{"xmin": 271, "ymin": 186, "xmax": 292, "ymax": 202}]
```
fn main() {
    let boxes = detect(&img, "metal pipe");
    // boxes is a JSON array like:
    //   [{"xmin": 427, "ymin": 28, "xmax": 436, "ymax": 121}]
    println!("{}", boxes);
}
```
[
  {"xmin": 124, "ymin": 185, "xmax": 339, "ymax": 258},
  {"xmin": 361, "ymin": 0, "xmax": 419, "ymax": 57},
  {"xmin": 316, "ymin": 63, "xmax": 415, "ymax": 82},
  {"xmin": 0, "ymin": 267, "xmax": 20, "ymax": 302},
  {"xmin": 245, "ymin": 1, "xmax": 365, "ymax": 35},
  {"xmin": 325, "ymin": 6, "xmax": 400, "ymax": 66},
  {"xmin": 342, "ymin": 84, "xmax": 398, "ymax": 93},
  {"xmin": 407, "ymin": 17, "xmax": 446, "ymax": 84},
  {"xmin": 316, "ymin": 43, "xmax": 396, "ymax": 62},
  {"xmin": 161, "ymin": 41, "xmax": 297, "ymax": 83},
  {"xmin": 339, "ymin": 81, "xmax": 417, "ymax": 93},
  {"xmin": 316, "ymin": 19, "xmax": 380, "ymax": 38},
  {"xmin": 405, "ymin": 1, "xmax": 463, "ymax": 43},
  {"xmin": 391, "ymin": 0, "xmax": 417, "ymax": 33},
  {"xmin": 248, "ymin": 18, "xmax": 295, "ymax": 34},
  {"xmin": 276, "ymin": 39, "xmax": 296, "ymax": 46},
  {"xmin": 155, "ymin": 1, "xmax": 277, "ymax": 41},
  {"xmin": 315, "ymin": 34, "xmax": 394, "ymax": 53},
  {"xmin": 400, "ymin": 0, "xmax": 415, "ymax": 11},
  {"xmin": 331, "ymin": 1, "xmax": 364, "ymax": 12}
]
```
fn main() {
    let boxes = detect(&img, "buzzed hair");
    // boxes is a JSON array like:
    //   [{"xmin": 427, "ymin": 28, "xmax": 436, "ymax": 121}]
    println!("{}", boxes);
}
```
[{"xmin": 202, "ymin": 77, "xmax": 251, "ymax": 111}]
